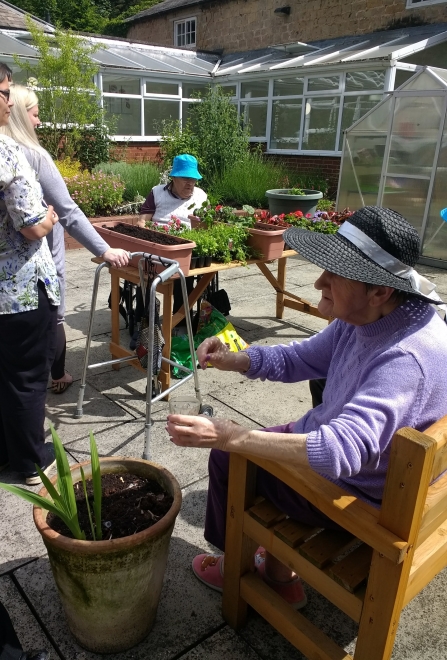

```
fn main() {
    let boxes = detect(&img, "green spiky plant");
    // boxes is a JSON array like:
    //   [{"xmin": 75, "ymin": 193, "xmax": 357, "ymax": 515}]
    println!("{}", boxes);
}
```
[{"xmin": 0, "ymin": 426, "xmax": 102, "ymax": 541}]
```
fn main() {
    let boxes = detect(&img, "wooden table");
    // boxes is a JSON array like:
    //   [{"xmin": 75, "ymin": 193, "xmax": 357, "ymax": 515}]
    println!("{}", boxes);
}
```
[{"xmin": 94, "ymin": 251, "xmax": 327, "ymax": 393}]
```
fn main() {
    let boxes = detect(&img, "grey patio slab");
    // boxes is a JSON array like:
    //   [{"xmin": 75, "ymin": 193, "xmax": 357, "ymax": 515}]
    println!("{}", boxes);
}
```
[
  {"xmin": 65, "ymin": 307, "xmax": 119, "ymax": 342},
  {"xmin": 0, "ymin": 575, "xmax": 62, "ymax": 658},
  {"xmin": 84, "ymin": 368, "xmax": 168, "ymax": 419},
  {"xmin": 0, "ymin": 487, "xmax": 47, "ymax": 574},
  {"xmin": 65, "ymin": 401, "xmax": 257, "ymax": 487},
  {"xmin": 61, "ymin": 330, "xmax": 134, "ymax": 381},
  {"xmin": 65, "ymin": 420, "xmax": 210, "ymax": 488},
  {"xmin": 45, "ymin": 382, "xmax": 136, "ymax": 444},
  {"xmin": 178, "ymin": 626, "xmax": 262, "ymax": 659},
  {"xmin": 0, "ymin": 454, "xmax": 79, "ymax": 574},
  {"xmin": 14, "ymin": 478, "xmax": 226, "ymax": 660}
]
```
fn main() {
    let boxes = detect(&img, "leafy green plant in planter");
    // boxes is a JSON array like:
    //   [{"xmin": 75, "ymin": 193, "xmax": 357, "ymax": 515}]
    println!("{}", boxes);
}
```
[
  {"xmin": 182, "ymin": 224, "xmax": 250, "ymax": 264},
  {"xmin": 0, "ymin": 426, "xmax": 101, "ymax": 540},
  {"xmin": 0, "ymin": 427, "xmax": 182, "ymax": 653}
]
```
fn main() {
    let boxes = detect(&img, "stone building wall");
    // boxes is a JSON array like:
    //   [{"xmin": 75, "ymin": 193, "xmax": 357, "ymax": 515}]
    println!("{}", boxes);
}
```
[{"xmin": 127, "ymin": 0, "xmax": 447, "ymax": 53}]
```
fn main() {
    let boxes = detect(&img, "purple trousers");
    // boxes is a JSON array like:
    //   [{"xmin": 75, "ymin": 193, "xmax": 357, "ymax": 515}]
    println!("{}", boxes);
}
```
[{"xmin": 204, "ymin": 423, "xmax": 342, "ymax": 552}]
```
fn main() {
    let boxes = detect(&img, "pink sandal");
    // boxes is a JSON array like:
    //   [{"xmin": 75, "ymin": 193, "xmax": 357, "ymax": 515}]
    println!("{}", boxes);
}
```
[
  {"xmin": 256, "ymin": 560, "xmax": 307, "ymax": 609},
  {"xmin": 192, "ymin": 553, "xmax": 225, "ymax": 592},
  {"xmin": 192, "ymin": 546, "xmax": 265, "ymax": 593}
]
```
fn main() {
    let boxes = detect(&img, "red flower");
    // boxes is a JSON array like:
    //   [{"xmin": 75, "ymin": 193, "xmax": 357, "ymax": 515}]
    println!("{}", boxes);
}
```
[
  {"xmin": 305, "ymin": 213, "xmax": 312, "ymax": 219},
  {"xmin": 215, "ymin": 205, "xmax": 223, "ymax": 211}
]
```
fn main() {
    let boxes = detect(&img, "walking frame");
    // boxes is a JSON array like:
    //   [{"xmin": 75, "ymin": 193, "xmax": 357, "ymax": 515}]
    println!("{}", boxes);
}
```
[{"xmin": 75, "ymin": 252, "xmax": 205, "ymax": 460}]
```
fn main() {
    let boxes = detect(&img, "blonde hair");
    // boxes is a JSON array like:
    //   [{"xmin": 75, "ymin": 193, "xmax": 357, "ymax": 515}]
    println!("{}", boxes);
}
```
[{"xmin": 0, "ymin": 84, "xmax": 47, "ymax": 158}]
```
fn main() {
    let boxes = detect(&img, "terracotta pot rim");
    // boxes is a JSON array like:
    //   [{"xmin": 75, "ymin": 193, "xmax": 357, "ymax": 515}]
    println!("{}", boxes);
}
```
[
  {"xmin": 33, "ymin": 457, "xmax": 182, "ymax": 554},
  {"xmin": 96, "ymin": 221, "xmax": 196, "ymax": 249},
  {"xmin": 250, "ymin": 223, "xmax": 286, "ymax": 236}
]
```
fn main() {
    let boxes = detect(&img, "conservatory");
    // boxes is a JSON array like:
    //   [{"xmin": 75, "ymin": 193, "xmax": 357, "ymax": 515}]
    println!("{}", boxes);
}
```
[
  {"xmin": 2, "ymin": 21, "xmax": 447, "ymax": 157},
  {"xmin": 337, "ymin": 66, "xmax": 447, "ymax": 267}
]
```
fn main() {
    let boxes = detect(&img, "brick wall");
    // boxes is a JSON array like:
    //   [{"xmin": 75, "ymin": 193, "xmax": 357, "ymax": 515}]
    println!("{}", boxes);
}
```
[
  {"xmin": 127, "ymin": 0, "xmax": 447, "ymax": 53},
  {"xmin": 265, "ymin": 154, "xmax": 341, "ymax": 199},
  {"xmin": 110, "ymin": 142, "xmax": 161, "ymax": 164}
]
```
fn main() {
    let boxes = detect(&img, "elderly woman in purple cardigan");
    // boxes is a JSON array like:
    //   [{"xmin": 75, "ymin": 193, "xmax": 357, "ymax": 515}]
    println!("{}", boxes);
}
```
[{"xmin": 166, "ymin": 206, "xmax": 447, "ymax": 608}]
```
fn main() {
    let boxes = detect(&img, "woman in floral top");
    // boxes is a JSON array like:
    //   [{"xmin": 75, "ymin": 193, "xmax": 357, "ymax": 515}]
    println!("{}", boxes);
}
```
[{"xmin": 0, "ymin": 63, "xmax": 60, "ymax": 485}]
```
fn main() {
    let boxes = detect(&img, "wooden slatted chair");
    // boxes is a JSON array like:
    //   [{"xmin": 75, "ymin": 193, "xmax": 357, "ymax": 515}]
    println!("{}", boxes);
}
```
[{"xmin": 222, "ymin": 416, "xmax": 447, "ymax": 660}]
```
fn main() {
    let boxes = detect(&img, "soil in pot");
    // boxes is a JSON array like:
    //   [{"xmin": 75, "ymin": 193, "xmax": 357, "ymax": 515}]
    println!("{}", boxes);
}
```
[
  {"xmin": 47, "ymin": 473, "xmax": 173, "ymax": 541},
  {"xmin": 254, "ymin": 223, "xmax": 286, "ymax": 232},
  {"xmin": 105, "ymin": 223, "xmax": 191, "ymax": 246}
]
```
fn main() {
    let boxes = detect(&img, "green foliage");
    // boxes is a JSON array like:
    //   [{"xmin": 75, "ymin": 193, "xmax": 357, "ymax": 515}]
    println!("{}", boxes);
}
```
[
  {"xmin": 11, "ymin": 0, "xmax": 163, "ymax": 34},
  {"xmin": 15, "ymin": 21, "xmax": 111, "ymax": 163},
  {"xmin": 65, "ymin": 170, "xmax": 125, "ymax": 217},
  {"xmin": 287, "ymin": 187, "xmax": 306, "ymax": 196},
  {"xmin": 316, "ymin": 198, "xmax": 335, "ymax": 212},
  {"xmin": 0, "ymin": 427, "xmax": 104, "ymax": 541},
  {"xmin": 283, "ymin": 171, "xmax": 329, "ymax": 197},
  {"xmin": 209, "ymin": 151, "xmax": 293, "ymax": 208},
  {"xmin": 158, "ymin": 121, "xmax": 200, "ymax": 177},
  {"xmin": 159, "ymin": 86, "xmax": 250, "ymax": 189},
  {"xmin": 54, "ymin": 157, "xmax": 83, "ymax": 178},
  {"xmin": 95, "ymin": 161, "xmax": 161, "ymax": 202},
  {"xmin": 76, "ymin": 125, "xmax": 112, "ymax": 171},
  {"xmin": 182, "ymin": 223, "xmax": 250, "ymax": 264},
  {"xmin": 178, "ymin": 228, "xmax": 218, "ymax": 258},
  {"xmin": 0, "ymin": 426, "xmax": 86, "ymax": 540}
]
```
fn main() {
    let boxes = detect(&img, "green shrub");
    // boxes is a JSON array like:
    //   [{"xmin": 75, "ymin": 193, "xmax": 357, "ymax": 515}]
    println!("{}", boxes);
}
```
[
  {"xmin": 95, "ymin": 161, "xmax": 160, "ymax": 202},
  {"xmin": 210, "ymin": 152, "xmax": 292, "ymax": 208},
  {"xmin": 54, "ymin": 157, "xmax": 83, "ymax": 178},
  {"xmin": 182, "ymin": 224, "xmax": 250, "ymax": 263},
  {"xmin": 316, "ymin": 198, "xmax": 335, "ymax": 212},
  {"xmin": 283, "ymin": 171, "xmax": 330, "ymax": 197},
  {"xmin": 159, "ymin": 85, "xmax": 250, "ymax": 188},
  {"xmin": 65, "ymin": 171, "xmax": 124, "ymax": 217}
]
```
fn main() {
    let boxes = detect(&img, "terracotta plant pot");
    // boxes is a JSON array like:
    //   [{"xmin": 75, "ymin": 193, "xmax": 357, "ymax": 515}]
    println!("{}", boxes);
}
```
[
  {"xmin": 248, "ymin": 222, "xmax": 286, "ymax": 260},
  {"xmin": 188, "ymin": 214, "xmax": 207, "ymax": 229},
  {"xmin": 95, "ymin": 221, "xmax": 195, "ymax": 274},
  {"xmin": 33, "ymin": 457, "xmax": 182, "ymax": 654},
  {"xmin": 266, "ymin": 189, "xmax": 323, "ymax": 216}
]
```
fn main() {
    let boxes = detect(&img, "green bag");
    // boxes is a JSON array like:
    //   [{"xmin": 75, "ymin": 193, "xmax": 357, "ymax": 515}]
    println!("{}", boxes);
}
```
[{"xmin": 170, "ymin": 307, "xmax": 229, "ymax": 378}]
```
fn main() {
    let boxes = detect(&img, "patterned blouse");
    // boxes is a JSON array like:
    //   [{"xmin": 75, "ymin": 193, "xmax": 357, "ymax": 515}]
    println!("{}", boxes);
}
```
[{"xmin": 0, "ymin": 135, "xmax": 60, "ymax": 314}]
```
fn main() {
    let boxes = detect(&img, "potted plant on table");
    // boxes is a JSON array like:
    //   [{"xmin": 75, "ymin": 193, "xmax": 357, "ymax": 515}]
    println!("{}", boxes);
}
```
[
  {"xmin": 94, "ymin": 216, "xmax": 196, "ymax": 274},
  {"xmin": 265, "ymin": 186, "xmax": 323, "ymax": 217},
  {"xmin": 0, "ymin": 428, "xmax": 182, "ymax": 654}
]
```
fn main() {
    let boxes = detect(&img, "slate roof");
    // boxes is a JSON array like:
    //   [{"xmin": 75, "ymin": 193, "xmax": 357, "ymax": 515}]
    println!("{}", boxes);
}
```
[
  {"xmin": 125, "ymin": 0, "xmax": 207, "ymax": 23},
  {"xmin": 0, "ymin": 0, "xmax": 54, "ymax": 31}
]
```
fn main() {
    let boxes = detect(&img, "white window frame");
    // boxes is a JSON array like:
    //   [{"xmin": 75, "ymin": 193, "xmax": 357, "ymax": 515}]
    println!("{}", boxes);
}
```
[
  {"xmin": 174, "ymin": 17, "xmax": 197, "ymax": 49},
  {"xmin": 406, "ymin": 0, "xmax": 447, "ymax": 7}
]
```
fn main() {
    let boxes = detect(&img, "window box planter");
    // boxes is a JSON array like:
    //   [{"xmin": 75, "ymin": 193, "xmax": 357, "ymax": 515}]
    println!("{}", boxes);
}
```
[
  {"xmin": 247, "ymin": 222, "xmax": 286, "ymax": 260},
  {"xmin": 95, "ymin": 221, "xmax": 196, "ymax": 274},
  {"xmin": 266, "ymin": 189, "xmax": 323, "ymax": 217}
]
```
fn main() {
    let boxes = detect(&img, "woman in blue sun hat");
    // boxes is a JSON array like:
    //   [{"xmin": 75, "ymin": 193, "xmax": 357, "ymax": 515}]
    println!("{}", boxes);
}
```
[
  {"xmin": 138, "ymin": 154, "xmax": 207, "ymax": 228},
  {"xmin": 133, "ymin": 154, "xmax": 209, "ymax": 339}
]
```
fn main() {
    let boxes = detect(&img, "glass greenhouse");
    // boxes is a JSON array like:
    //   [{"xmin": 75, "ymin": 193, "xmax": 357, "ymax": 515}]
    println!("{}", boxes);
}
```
[
  {"xmin": 337, "ymin": 67, "xmax": 447, "ymax": 266},
  {"xmin": 2, "ymin": 22, "xmax": 447, "ymax": 155}
]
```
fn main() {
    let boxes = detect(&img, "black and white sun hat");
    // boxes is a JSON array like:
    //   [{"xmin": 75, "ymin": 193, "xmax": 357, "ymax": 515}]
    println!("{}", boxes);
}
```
[{"xmin": 284, "ymin": 206, "xmax": 444, "ymax": 306}]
